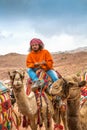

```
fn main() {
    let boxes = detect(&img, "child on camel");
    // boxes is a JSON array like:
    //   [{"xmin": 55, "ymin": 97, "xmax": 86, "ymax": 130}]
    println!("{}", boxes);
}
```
[{"xmin": 26, "ymin": 38, "xmax": 59, "ymax": 91}]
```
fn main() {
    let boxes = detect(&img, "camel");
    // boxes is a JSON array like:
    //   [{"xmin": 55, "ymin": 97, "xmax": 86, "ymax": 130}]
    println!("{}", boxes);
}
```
[
  {"xmin": 25, "ymin": 68, "xmax": 68, "ymax": 130},
  {"xmin": 8, "ymin": 69, "xmax": 54, "ymax": 130},
  {"xmin": 50, "ymin": 75, "xmax": 87, "ymax": 130}
]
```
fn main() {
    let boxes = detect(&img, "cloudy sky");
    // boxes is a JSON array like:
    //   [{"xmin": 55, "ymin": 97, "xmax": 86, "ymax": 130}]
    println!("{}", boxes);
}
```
[{"xmin": 0, "ymin": 0, "xmax": 87, "ymax": 55}]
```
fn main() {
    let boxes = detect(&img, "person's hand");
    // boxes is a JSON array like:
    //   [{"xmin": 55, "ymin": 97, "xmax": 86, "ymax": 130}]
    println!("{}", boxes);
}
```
[
  {"xmin": 40, "ymin": 60, "xmax": 46, "ymax": 65},
  {"xmin": 34, "ymin": 61, "xmax": 46, "ymax": 68},
  {"xmin": 34, "ymin": 62, "xmax": 40, "ymax": 66}
]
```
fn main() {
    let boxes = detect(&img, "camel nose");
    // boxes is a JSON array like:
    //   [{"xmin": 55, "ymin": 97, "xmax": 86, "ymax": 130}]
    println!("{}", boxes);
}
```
[{"xmin": 13, "ymin": 80, "xmax": 22, "ymax": 86}]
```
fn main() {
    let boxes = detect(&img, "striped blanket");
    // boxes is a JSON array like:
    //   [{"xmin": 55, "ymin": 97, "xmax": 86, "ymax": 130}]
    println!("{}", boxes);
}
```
[
  {"xmin": 80, "ymin": 72, "xmax": 87, "ymax": 107},
  {"xmin": 0, "ymin": 82, "xmax": 21, "ymax": 130},
  {"xmin": 0, "ymin": 82, "xmax": 12, "ymax": 130}
]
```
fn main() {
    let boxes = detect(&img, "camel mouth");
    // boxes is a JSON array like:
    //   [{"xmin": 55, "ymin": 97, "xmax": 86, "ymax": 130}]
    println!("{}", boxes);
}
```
[{"xmin": 12, "ymin": 84, "xmax": 22, "ymax": 90}]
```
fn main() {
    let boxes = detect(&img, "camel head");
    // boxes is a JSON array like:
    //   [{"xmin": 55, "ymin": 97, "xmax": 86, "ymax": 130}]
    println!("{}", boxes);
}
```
[
  {"xmin": 50, "ymin": 75, "xmax": 87, "ymax": 100},
  {"xmin": 8, "ymin": 69, "xmax": 25, "ymax": 90}
]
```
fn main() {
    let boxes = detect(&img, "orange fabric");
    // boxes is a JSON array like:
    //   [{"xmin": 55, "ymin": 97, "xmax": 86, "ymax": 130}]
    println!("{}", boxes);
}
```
[{"xmin": 26, "ymin": 49, "xmax": 54, "ymax": 71}]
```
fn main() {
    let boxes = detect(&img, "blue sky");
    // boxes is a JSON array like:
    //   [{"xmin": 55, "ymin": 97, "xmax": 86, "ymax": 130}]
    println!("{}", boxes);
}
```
[{"xmin": 0, "ymin": 0, "xmax": 87, "ymax": 54}]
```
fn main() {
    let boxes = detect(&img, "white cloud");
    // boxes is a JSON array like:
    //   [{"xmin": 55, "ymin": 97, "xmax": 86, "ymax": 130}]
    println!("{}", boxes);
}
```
[
  {"xmin": 0, "ymin": 27, "xmax": 87, "ymax": 55},
  {"xmin": 0, "ymin": 30, "xmax": 13, "ymax": 39},
  {"xmin": 40, "ymin": 34, "xmax": 75, "ymax": 52}
]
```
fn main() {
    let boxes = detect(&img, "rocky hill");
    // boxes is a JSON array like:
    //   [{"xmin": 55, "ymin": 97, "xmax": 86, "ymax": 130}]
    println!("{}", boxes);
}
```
[{"xmin": 0, "ymin": 51, "xmax": 87, "ymax": 80}]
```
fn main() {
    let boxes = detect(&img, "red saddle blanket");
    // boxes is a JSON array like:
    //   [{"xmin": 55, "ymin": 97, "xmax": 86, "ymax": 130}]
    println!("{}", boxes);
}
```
[
  {"xmin": 0, "ymin": 82, "xmax": 12, "ymax": 130},
  {"xmin": 0, "ymin": 82, "xmax": 21, "ymax": 130},
  {"xmin": 80, "ymin": 72, "xmax": 87, "ymax": 107}
]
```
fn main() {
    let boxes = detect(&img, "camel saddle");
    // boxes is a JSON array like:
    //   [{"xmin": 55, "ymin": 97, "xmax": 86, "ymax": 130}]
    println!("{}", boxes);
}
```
[{"xmin": 26, "ymin": 69, "xmax": 62, "ymax": 95}]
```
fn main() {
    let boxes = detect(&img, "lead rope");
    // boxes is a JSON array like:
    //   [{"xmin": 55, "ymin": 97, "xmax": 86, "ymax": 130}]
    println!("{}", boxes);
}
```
[
  {"xmin": 41, "ymin": 92, "xmax": 51, "ymax": 128},
  {"xmin": 35, "ymin": 92, "xmax": 43, "ymax": 127},
  {"xmin": 10, "ymin": 108, "xmax": 20, "ymax": 130}
]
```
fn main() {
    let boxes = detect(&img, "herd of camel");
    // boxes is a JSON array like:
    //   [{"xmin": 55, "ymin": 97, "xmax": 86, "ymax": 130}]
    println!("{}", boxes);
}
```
[{"xmin": 7, "ymin": 69, "xmax": 87, "ymax": 130}]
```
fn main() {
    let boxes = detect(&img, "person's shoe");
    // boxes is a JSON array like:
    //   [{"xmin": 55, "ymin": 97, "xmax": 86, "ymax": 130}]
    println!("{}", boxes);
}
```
[{"xmin": 32, "ymin": 79, "xmax": 44, "ymax": 92}]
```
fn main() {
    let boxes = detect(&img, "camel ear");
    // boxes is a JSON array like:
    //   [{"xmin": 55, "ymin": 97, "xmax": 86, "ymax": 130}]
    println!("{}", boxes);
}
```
[
  {"xmin": 21, "ymin": 71, "xmax": 25, "ymax": 79},
  {"xmin": 8, "ymin": 71, "xmax": 10, "ymax": 76},
  {"xmin": 79, "ymin": 81, "xmax": 86, "ymax": 88},
  {"xmin": 23, "ymin": 71, "xmax": 25, "ymax": 76}
]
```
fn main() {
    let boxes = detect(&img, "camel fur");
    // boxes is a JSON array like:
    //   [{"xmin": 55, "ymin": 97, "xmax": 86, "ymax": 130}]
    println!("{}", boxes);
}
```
[
  {"xmin": 50, "ymin": 75, "xmax": 87, "ymax": 130},
  {"xmin": 8, "ymin": 69, "xmax": 54, "ymax": 130}
]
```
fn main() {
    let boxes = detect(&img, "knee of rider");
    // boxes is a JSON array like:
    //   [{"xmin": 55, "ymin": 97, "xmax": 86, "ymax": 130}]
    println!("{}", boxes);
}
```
[{"xmin": 27, "ymin": 68, "xmax": 33, "ymax": 73}]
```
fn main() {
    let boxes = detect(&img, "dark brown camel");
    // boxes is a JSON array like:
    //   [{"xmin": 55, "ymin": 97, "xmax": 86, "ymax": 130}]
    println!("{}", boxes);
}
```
[{"xmin": 50, "ymin": 75, "xmax": 87, "ymax": 130}]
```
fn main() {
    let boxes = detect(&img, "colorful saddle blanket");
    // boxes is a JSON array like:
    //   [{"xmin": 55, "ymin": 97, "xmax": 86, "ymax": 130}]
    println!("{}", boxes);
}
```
[
  {"xmin": 80, "ymin": 72, "xmax": 87, "ymax": 107},
  {"xmin": 0, "ymin": 82, "xmax": 12, "ymax": 130},
  {"xmin": 0, "ymin": 82, "xmax": 21, "ymax": 130},
  {"xmin": 26, "ymin": 69, "xmax": 53, "ymax": 95},
  {"xmin": 26, "ymin": 69, "xmax": 62, "ymax": 95}
]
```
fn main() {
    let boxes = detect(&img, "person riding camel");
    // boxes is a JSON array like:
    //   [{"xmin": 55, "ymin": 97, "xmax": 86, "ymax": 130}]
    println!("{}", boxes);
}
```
[{"xmin": 26, "ymin": 38, "xmax": 59, "ymax": 91}]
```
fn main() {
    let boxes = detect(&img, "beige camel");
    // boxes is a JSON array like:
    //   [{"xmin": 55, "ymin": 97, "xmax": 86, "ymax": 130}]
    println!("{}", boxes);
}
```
[
  {"xmin": 50, "ymin": 75, "xmax": 87, "ymax": 130},
  {"xmin": 26, "ymin": 69, "xmax": 68, "ymax": 130},
  {"xmin": 8, "ymin": 69, "xmax": 54, "ymax": 130}
]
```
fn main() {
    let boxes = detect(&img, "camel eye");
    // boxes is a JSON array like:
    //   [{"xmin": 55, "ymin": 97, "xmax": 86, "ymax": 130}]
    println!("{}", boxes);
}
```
[
  {"xmin": 20, "ymin": 74, "xmax": 24, "ymax": 79},
  {"xmin": 10, "ymin": 75, "xmax": 14, "ymax": 80},
  {"xmin": 55, "ymin": 86, "xmax": 58, "ymax": 89},
  {"xmin": 10, "ymin": 73, "xmax": 15, "ymax": 80},
  {"xmin": 68, "ymin": 82, "xmax": 74, "ymax": 87}
]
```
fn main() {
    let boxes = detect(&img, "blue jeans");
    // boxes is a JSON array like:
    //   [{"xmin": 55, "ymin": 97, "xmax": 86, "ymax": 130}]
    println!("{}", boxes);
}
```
[
  {"xmin": 27, "ymin": 68, "xmax": 59, "ymax": 82},
  {"xmin": 47, "ymin": 70, "xmax": 59, "ymax": 81}
]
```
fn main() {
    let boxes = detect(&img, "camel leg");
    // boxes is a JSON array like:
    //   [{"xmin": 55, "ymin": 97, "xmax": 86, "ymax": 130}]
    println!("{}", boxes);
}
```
[
  {"xmin": 30, "ymin": 118, "xmax": 37, "ymax": 130},
  {"xmin": 67, "ymin": 116, "xmax": 82, "ymax": 130},
  {"xmin": 61, "ymin": 111, "xmax": 68, "ymax": 130},
  {"xmin": 53, "ymin": 108, "xmax": 61, "ymax": 125},
  {"xmin": 44, "ymin": 117, "xmax": 53, "ymax": 130}
]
